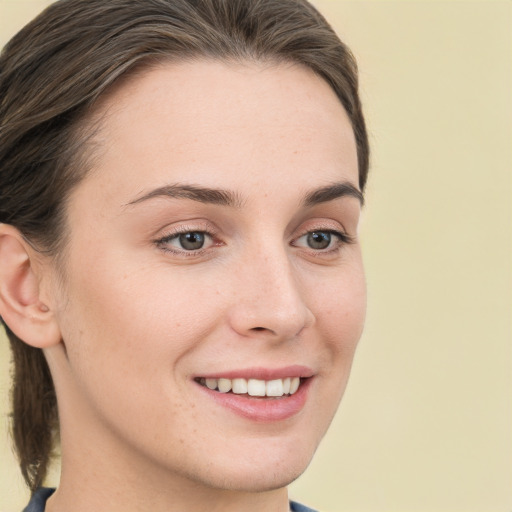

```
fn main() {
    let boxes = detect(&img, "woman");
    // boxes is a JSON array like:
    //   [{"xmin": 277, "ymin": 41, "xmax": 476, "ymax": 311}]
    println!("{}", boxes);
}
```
[{"xmin": 0, "ymin": 0, "xmax": 369, "ymax": 511}]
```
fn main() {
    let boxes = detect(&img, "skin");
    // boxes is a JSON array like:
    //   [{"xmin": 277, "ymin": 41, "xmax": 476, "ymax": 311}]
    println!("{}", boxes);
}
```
[{"xmin": 5, "ymin": 60, "xmax": 366, "ymax": 512}]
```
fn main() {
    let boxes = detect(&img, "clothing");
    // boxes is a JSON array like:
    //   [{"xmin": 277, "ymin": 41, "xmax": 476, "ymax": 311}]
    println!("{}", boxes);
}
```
[
  {"xmin": 289, "ymin": 500, "xmax": 318, "ymax": 512},
  {"xmin": 24, "ymin": 487, "xmax": 318, "ymax": 512},
  {"xmin": 23, "ymin": 488, "xmax": 55, "ymax": 512}
]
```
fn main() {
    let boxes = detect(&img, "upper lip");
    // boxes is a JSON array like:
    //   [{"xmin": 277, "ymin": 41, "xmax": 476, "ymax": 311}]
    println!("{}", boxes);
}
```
[{"xmin": 196, "ymin": 365, "xmax": 314, "ymax": 381}]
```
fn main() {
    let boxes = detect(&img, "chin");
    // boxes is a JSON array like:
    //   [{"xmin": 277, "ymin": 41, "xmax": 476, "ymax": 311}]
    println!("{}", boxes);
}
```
[
  {"xmin": 188, "ymin": 438, "xmax": 317, "ymax": 493},
  {"xmin": 202, "ymin": 463, "xmax": 309, "ymax": 493}
]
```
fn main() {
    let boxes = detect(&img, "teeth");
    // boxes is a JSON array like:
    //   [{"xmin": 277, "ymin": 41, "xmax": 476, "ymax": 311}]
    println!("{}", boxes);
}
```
[
  {"xmin": 232, "ymin": 378, "xmax": 248, "ymax": 394},
  {"xmin": 200, "ymin": 376, "xmax": 302, "ymax": 397},
  {"xmin": 247, "ymin": 379, "xmax": 266, "ymax": 396},
  {"xmin": 217, "ymin": 378, "xmax": 232, "ymax": 393},
  {"xmin": 266, "ymin": 379, "xmax": 284, "ymax": 397},
  {"xmin": 205, "ymin": 378, "xmax": 217, "ymax": 390}
]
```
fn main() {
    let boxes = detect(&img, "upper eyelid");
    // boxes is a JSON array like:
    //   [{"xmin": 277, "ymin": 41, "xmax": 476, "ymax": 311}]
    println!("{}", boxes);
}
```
[
  {"xmin": 152, "ymin": 218, "xmax": 354, "ymax": 243},
  {"xmin": 292, "ymin": 223, "xmax": 352, "ymax": 240},
  {"xmin": 153, "ymin": 221, "xmax": 218, "ymax": 240},
  {"xmin": 293, "ymin": 229, "xmax": 354, "ymax": 246},
  {"xmin": 154, "ymin": 224, "xmax": 351, "ymax": 240},
  {"xmin": 157, "ymin": 230, "xmax": 213, "ymax": 241},
  {"xmin": 292, "ymin": 215, "xmax": 349, "ymax": 232}
]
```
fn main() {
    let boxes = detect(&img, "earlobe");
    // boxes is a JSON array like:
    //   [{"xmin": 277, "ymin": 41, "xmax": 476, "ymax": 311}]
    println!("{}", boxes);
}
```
[{"xmin": 0, "ymin": 224, "xmax": 61, "ymax": 348}]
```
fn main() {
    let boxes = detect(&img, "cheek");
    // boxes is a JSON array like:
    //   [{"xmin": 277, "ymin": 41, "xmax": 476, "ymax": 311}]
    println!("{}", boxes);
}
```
[
  {"xmin": 300, "ymin": 261, "xmax": 366, "ymax": 438},
  {"xmin": 53, "ymin": 261, "xmax": 223, "ymax": 448},
  {"xmin": 312, "ymin": 261, "xmax": 366, "ymax": 352},
  {"xmin": 55, "ymin": 253, "xmax": 222, "ymax": 393}
]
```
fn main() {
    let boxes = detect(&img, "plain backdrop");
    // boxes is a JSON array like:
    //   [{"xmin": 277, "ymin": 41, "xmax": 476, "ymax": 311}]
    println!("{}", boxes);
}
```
[{"xmin": 0, "ymin": 1, "xmax": 511, "ymax": 511}]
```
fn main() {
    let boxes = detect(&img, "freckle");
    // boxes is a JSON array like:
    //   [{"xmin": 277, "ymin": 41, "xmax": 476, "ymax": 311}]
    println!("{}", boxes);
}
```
[{"xmin": 179, "ymin": 438, "xmax": 184, "ymax": 444}]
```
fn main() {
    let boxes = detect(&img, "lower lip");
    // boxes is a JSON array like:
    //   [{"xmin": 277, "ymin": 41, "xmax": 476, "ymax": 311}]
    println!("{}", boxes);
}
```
[{"xmin": 196, "ymin": 378, "xmax": 312, "ymax": 422}]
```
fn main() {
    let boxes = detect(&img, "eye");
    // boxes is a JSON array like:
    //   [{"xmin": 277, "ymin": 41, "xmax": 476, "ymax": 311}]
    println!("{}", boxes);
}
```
[
  {"xmin": 306, "ymin": 231, "xmax": 333, "ymax": 250},
  {"xmin": 155, "ymin": 230, "xmax": 214, "ymax": 253},
  {"xmin": 176, "ymin": 231, "xmax": 207, "ymax": 250},
  {"xmin": 293, "ymin": 229, "xmax": 353, "ymax": 252}
]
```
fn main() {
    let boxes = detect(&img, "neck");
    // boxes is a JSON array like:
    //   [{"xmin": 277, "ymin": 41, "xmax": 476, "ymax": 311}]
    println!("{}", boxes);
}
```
[{"xmin": 47, "ymin": 441, "xmax": 290, "ymax": 512}]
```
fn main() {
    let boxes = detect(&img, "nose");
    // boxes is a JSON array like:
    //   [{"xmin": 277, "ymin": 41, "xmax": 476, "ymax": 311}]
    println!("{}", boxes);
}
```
[{"xmin": 227, "ymin": 248, "xmax": 315, "ymax": 341}]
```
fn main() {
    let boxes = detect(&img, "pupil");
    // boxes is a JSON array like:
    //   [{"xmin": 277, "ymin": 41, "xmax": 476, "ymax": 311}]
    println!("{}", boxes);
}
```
[
  {"xmin": 180, "ymin": 232, "xmax": 205, "ymax": 250},
  {"xmin": 308, "ymin": 231, "xmax": 331, "ymax": 249}
]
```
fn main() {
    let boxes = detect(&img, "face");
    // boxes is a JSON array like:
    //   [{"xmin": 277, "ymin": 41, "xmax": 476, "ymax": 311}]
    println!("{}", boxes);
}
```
[{"xmin": 47, "ymin": 60, "xmax": 365, "ymax": 494}]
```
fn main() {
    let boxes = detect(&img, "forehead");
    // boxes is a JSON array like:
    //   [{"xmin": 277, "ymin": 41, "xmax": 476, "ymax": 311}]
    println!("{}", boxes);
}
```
[{"xmin": 78, "ymin": 59, "xmax": 359, "ymax": 205}]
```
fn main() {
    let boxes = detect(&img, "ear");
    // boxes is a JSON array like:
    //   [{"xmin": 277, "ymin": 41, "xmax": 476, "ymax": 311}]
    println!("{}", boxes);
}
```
[{"xmin": 0, "ymin": 224, "xmax": 61, "ymax": 348}]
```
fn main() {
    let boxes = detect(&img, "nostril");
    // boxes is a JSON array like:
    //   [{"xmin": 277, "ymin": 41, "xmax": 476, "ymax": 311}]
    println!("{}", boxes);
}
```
[{"xmin": 251, "ymin": 327, "xmax": 266, "ymax": 332}]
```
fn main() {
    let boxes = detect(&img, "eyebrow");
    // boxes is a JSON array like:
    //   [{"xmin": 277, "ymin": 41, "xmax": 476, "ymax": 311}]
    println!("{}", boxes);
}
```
[
  {"xmin": 126, "ymin": 184, "xmax": 244, "ymax": 208},
  {"xmin": 126, "ymin": 180, "xmax": 363, "ymax": 209},
  {"xmin": 302, "ymin": 181, "xmax": 364, "ymax": 207}
]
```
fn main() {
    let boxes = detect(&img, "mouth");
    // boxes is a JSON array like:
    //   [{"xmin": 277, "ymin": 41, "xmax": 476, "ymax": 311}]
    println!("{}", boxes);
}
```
[
  {"xmin": 195, "ymin": 376, "xmax": 303, "ymax": 398},
  {"xmin": 193, "ymin": 369, "xmax": 313, "ymax": 422}
]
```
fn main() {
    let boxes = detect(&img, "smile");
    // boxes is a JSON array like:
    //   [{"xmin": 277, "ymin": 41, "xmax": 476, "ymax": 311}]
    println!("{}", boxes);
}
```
[
  {"xmin": 196, "ymin": 377, "xmax": 302, "ymax": 397},
  {"xmin": 194, "ymin": 366, "xmax": 313, "ymax": 421}
]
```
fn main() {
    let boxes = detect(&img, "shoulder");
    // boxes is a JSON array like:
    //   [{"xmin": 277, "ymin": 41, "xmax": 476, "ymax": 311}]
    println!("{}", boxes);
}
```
[{"xmin": 22, "ymin": 488, "xmax": 55, "ymax": 512}]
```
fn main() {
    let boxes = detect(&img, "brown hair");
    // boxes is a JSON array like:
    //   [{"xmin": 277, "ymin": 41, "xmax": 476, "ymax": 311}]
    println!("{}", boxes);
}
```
[{"xmin": 0, "ymin": 0, "xmax": 369, "ymax": 493}]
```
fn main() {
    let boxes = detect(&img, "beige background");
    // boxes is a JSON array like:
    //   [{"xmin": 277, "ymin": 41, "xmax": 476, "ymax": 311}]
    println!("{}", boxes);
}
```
[{"xmin": 1, "ymin": 1, "xmax": 511, "ymax": 511}]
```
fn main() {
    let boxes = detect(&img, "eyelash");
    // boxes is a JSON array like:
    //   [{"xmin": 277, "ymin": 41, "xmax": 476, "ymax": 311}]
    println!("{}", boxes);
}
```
[
  {"xmin": 153, "ymin": 225, "xmax": 218, "ymax": 256},
  {"xmin": 154, "ymin": 226, "xmax": 354, "ymax": 257},
  {"xmin": 292, "ymin": 229, "xmax": 354, "ymax": 254}
]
